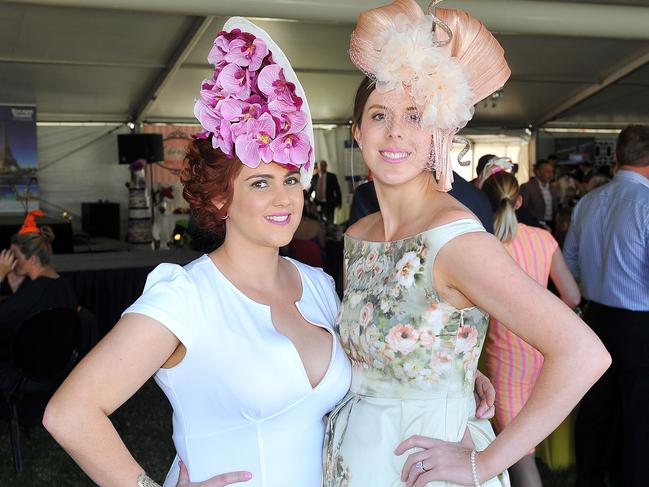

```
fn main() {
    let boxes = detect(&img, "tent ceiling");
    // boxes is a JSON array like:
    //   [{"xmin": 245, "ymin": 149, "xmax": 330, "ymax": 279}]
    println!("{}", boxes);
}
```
[{"xmin": 1, "ymin": 0, "xmax": 649, "ymax": 128}]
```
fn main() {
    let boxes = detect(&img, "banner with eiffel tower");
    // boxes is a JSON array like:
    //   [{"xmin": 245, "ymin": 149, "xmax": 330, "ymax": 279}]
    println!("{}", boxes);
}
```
[{"xmin": 0, "ymin": 105, "xmax": 38, "ymax": 214}]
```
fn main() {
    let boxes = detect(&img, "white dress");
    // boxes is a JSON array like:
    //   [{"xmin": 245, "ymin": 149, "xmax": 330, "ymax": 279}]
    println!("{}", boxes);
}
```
[{"xmin": 123, "ymin": 254, "xmax": 351, "ymax": 487}]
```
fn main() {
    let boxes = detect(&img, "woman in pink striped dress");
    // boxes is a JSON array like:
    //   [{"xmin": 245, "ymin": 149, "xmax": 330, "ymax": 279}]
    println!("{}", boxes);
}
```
[{"xmin": 482, "ymin": 171, "xmax": 581, "ymax": 487}]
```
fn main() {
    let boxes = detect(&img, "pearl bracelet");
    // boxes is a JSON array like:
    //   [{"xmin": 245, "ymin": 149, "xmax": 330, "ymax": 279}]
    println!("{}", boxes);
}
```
[{"xmin": 470, "ymin": 449, "xmax": 481, "ymax": 487}]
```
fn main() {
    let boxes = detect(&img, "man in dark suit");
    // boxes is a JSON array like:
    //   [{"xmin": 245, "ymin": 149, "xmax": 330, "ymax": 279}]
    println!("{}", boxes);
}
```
[
  {"xmin": 348, "ymin": 171, "xmax": 495, "ymax": 234},
  {"xmin": 519, "ymin": 160, "xmax": 559, "ymax": 228},
  {"xmin": 309, "ymin": 160, "xmax": 342, "ymax": 223}
]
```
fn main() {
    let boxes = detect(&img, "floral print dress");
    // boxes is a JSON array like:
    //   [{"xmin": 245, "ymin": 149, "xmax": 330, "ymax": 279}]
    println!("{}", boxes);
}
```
[{"xmin": 323, "ymin": 219, "xmax": 509, "ymax": 487}]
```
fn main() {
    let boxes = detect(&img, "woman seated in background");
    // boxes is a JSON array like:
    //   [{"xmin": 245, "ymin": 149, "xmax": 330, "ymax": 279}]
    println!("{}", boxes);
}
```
[
  {"xmin": 481, "ymin": 169, "xmax": 581, "ymax": 487},
  {"xmin": 0, "ymin": 210, "xmax": 77, "ymax": 391}
]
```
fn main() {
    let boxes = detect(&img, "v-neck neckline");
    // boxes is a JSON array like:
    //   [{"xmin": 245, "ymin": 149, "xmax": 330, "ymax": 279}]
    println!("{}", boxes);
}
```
[{"xmin": 204, "ymin": 254, "xmax": 337, "ymax": 392}]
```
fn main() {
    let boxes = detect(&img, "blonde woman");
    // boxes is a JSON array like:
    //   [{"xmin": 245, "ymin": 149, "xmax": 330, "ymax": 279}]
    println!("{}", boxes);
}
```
[{"xmin": 482, "ymin": 170, "xmax": 580, "ymax": 487}]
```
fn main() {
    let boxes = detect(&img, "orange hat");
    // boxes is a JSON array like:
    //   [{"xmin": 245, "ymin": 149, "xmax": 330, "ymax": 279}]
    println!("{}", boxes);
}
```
[{"xmin": 18, "ymin": 210, "xmax": 44, "ymax": 235}]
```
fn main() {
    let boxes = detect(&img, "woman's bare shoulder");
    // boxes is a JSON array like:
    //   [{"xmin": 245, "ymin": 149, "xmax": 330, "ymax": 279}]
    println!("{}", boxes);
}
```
[
  {"xmin": 345, "ymin": 212, "xmax": 381, "ymax": 241},
  {"xmin": 428, "ymin": 197, "xmax": 481, "ymax": 228}
]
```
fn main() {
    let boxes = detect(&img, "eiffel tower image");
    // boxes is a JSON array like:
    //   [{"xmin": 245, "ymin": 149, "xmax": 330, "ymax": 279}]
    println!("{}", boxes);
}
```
[{"xmin": 1, "ymin": 120, "xmax": 20, "ymax": 172}]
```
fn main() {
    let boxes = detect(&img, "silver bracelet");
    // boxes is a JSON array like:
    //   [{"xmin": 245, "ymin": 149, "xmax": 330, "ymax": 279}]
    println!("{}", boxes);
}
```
[
  {"xmin": 470, "ymin": 449, "xmax": 481, "ymax": 487},
  {"xmin": 136, "ymin": 473, "xmax": 161, "ymax": 487}
]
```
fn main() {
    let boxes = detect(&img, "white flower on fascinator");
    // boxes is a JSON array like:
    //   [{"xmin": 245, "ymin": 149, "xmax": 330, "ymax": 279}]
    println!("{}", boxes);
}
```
[
  {"xmin": 416, "ymin": 58, "xmax": 474, "ymax": 129},
  {"xmin": 374, "ymin": 15, "xmax": 441, "ymax": 93},
  {"xmin": 372, "ymin": 14, "xmax": 474, "ymax": 130}
]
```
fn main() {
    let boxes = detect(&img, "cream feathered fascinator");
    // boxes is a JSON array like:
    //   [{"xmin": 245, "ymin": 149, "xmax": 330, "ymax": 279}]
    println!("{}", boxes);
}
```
[{"xmin": 350, "ymin": 0, "xmax": 511, "ymax": 191}]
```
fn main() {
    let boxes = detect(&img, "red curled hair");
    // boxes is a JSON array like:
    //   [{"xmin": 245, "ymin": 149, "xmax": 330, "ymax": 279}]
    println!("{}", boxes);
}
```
[{"xmin": 181, "ymin": 138, "xmax": 243, "ymax": 236}]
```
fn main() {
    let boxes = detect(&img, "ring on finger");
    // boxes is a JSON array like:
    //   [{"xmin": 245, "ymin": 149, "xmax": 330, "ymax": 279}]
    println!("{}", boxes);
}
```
[{"xmin": 415, "ymin": 460, "xmax": 427, "ymax": 472}]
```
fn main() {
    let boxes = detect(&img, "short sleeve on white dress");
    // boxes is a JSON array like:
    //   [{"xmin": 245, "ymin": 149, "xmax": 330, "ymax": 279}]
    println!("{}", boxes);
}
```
[{"xmin": 122, "ymin": 263, "xmax": 198, "ymax": 347}]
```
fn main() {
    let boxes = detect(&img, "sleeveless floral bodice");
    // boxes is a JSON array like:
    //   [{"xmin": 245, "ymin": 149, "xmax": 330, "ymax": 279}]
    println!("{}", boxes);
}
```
[
  {"xmin": 325, "ymin": 221, "xmax": 509, "ymax": 487},
  {"xmin": 336, "ymin": 227, "xmax": 489, "ymax": 394}
]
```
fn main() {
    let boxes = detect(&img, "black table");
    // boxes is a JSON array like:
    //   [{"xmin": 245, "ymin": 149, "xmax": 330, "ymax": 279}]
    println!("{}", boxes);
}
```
[{"xmin": 54, "ymin": 249, "xmax": 201, "ymax": 335}]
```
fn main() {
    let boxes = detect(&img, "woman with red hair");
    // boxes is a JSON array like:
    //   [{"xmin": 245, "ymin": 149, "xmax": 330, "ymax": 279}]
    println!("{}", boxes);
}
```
[{"xmin": 43, "ymin": 17, "xmax": 351, "ymax": 487}]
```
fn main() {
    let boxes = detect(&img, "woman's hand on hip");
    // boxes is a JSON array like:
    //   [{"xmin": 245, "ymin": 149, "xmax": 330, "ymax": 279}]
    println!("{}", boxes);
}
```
[
  {"xmin": 176, "ymin": 460, "xmax": 252, "ymax": 486},
  {"xmin": 395, "ymin": 430, "xmax": 477, "ymax": 487}
]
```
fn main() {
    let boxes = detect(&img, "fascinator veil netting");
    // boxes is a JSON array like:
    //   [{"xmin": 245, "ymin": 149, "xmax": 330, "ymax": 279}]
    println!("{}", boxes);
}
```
[{"xmin": 349, "ymin": 0, "xmax": 511, "ymax": 191}]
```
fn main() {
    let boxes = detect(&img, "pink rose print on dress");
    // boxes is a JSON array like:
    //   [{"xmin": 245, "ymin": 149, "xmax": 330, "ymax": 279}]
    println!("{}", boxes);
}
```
[
  {"xmin": 430, "ymin": 352, "xmax": 453, "ymax": 376},
  {"xmin": 386, "ymin": 324, "xmax": 420, "ymax": 355},
  {"xmin": 364, "ymin": 248, "xmax": 380, "ymax": 271},
  {"xmin": 418, "ymin": 327, "xmax": 437, "ymax": 347},
  {"xmin": 456, "ymin": 325, "xmax": 478, "ymax": 354},
  {"xmin": 421, "ymin": 304, "xmax": 448, "ymax": 335},
  {"xmin": 359, "ymin": 303, "xmax": 374, "ymax": 328}
]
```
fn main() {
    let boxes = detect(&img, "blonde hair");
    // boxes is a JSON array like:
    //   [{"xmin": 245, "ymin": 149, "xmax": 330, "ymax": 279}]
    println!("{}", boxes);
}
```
[
  {"xmin": 482, "ymin": 172, "xmax": 519, "ymax": 243},
  {"xmin": 11, "ymin": 226, "xmax": 55, "ymax": 266}
]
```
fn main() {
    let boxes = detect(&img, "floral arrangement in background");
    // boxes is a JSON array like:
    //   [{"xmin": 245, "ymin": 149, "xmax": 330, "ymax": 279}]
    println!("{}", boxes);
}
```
[
  {"xmin": 128, "ymin": 158, "xmax": 147, "ymax": 172},
  {"xmin": 153, "ymin": 185, "xmax": 174, "ymax": 214},
  {"xmin": 126, "ymin": 158, "xmax": 147, "ymax": 189},
  {"xmin": 194, "ymin": 29, "xmax": 312, "ymax": 170}
]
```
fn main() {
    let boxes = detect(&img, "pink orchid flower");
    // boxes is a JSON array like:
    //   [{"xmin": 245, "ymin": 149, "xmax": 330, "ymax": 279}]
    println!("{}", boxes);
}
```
[
  {"xmin": 208, "ymin": 36, "xmax": 230, "ymax": 66},
  {"xmin": 194, "ymin": 98, "xmax": 221, "ymax": 134},
  {"xmin": 208, "ymin": 29, "xmax": 243, "ymax": 65},
  {"xmin": 200, "ymin": 79, "xmax": 226, "ymax": 109},
  {"xmin": 234, "ymin": 113, "xmax": 277, "ymax": 168},
  {"xmin": 270, "ymin": 131, "xmax": 311, "ymax": 166},
  {"xmin": 219, "ymin": 99, "xmax": 263, "ymax": 123},
  {"xmin": 257, "ymin": 64, "xmax": 304, "ymax": 115},
  {"xmin": 277, "ymin": 110, "xmax": 308, "ymax": 135},
  {"xmin": 212, "ymin": 119, "xmax": 234, "ymax": 158},
  {"xmin": 217, "ymin": 63, "xmax": 251, "ymax": 100},
  {"xmin": 257, "ymin": 65, "xmax": 293, "ymax": 102},
  {"xmin": 225, "ymin": 37, "xmax": 269, "ymax": 71},
  {"xmin": 193, "ymin": 99, "xmax": 234, "ymax": 158}
]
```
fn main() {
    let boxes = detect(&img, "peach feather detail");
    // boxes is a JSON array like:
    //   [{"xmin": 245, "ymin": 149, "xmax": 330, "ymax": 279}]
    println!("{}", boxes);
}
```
[{"xmin": 349, "ymin": 0, "xmax": 511, "ymax": 192}]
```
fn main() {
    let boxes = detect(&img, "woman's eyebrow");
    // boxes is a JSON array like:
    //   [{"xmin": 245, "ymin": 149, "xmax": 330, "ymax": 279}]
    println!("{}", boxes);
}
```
[{"xmin": 244, "ymin": 173, "xmax": 274, "ymax": 180}]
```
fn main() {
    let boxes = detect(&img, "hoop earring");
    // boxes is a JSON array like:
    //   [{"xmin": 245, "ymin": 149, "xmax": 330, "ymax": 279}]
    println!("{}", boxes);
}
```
[{"xmin": 221, "ymin": 214, "xmax": 228, "ymax": 220}]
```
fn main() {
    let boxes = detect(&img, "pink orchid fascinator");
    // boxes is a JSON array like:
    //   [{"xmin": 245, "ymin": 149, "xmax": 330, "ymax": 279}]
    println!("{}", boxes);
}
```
[
  {"xmin": 350, "ymin": 0, "xmax": 511, "ymax": 191},
  {"xmin": 194, "ymin": 17, "xmax": 315, "ymax": 188}
]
